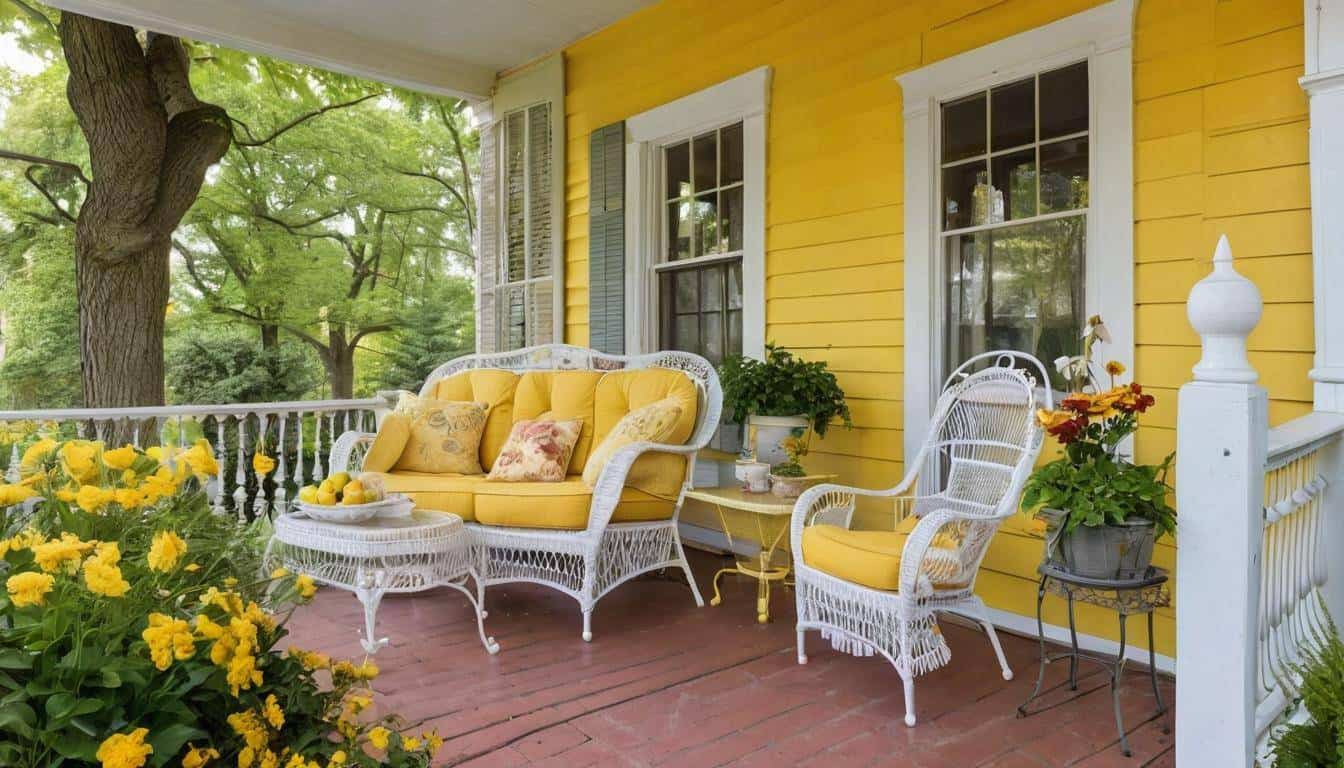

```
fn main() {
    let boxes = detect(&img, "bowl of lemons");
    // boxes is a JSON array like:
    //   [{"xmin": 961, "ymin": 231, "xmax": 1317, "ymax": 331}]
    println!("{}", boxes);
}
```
[{"xmin": 293, "ymin": 471, "xmax": 412, "ymax": 523}]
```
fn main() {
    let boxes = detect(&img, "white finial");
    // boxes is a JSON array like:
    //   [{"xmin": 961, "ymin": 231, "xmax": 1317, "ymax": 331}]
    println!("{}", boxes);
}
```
[{"xmin": 1187, "ymin": 235, "xmax": 1262, "ymax": 383}]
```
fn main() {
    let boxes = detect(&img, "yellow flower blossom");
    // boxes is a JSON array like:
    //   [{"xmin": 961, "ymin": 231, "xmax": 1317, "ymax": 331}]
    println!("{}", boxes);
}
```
[
  {"xmin": 147, "ymin": 530, "xmax": 187, "ymax": 572},
  {"xmin": 253, "ymin": 452, "xmax": 276, "ymax": 477},
  {"xmin": 19, "ymin": 437, "xmax": 56, "ymax": 476},
  {"xmin": 95, "ymin": 727, "xmax": 152, "ymax": 768},
  {"xmin": 403, "ymin": 736, "xmax": 421, "ymax": 750},
  {"xmin": 262, "ymin": 693, "xmax": 285, "ymax": 729},
  {"xmin": 145, "ymin": 445, "xmax": 164, "ymax": 462},
  {"xmin": 368, "ymin": 726, "xmax": 391, "ymax": 750},
  {"xmin": 95, "ymin": 541, "xmax": 121, "ymax": 564},
  {"xmin": 75, "ymin": 484, "xmax": 115, "ymax": 514},
  {"xmin": 142, "ymin": 613, "xmax": 196, "ymax": 670},
  {"xmin": 120, "ymin": 468, "xmax": 137, "ymax": 485},
  {"xmin": 6, "ymin": 570, "xmax": 54, "ymax": 607},
  {"xmin": 182, "ymin": 439, "xmax": 219, "ymax": 478},
  {"xmin": 295, "ymin": 574, "xmax": 317, "ymax": 600},
  {"xmin": 102, "ymin": 444, "xmax": 138, "ymax": 471},
  {"xmin": 139, "ymin": 468, "xmax": 178, "ymax": 504},
  {"xmin": 228, "ymin": 710, "xmax": 269, "ymax": 753},
  {"xmin": 83, "ymin": 554, "xmax": 130, "ymax": 598},
  {"xmin": 114, "ymin": 487, "xmax": 146, "ymax": 510},
  {"xmin": 59, "ymin": 440, "xmax": 101, "ymax": 484},
  {"xmin": 328, "ymin": 751, "xmax": 347, "ymax": 766},
  {"xmin": 181, "ymin": 745, "xmax": 220, "ymax": 768},
  {"xmin": 184, "ymin": 562, "xmax": 201, "ymax": 572},
  {"xmin": 271, "ymin": 567, "xmax": 289, "ymax": 579},
  {"xmin": 1105, "ymin": 360, "xmax": 1126, "ymax": 377},
  {"xmin": 287, "ymin": 646, "xmax": 331, "ymax": 670},
  {"xmin": 0, "ymin": 482, "xmax": 35, "ymax": 506},
  {"xmin": 31, "ymin": 533, "xmax": 94, "ymax": 574},
  {"xmin": 424, "ymin": 731, "xmax": 443, "ymax": 756}
]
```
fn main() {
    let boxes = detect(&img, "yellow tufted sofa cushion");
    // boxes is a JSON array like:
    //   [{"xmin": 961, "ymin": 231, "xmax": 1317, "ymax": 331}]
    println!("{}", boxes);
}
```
[
  {"xmin": 473, "ymin": 477, "xmax": 673, "ymax": 530},
  {"xmin": 801, "ymin": 516, "xmax": 968, "ymax": 592},
  {"xmin": 511, "ymin": 370, "xmax": 605, "ymax": 474},
  {"xmin": 432, "ymin": 370, "xmax": 520, "ymax": 471},
  {"xmin": 590, "ymin": 369, "xmax": 698, "ymax": 499}
]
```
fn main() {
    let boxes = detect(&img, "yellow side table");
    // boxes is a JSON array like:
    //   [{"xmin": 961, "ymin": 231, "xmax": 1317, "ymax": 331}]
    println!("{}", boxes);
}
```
[{"xmin": 685, "ymin": 479, "xmax": 835, "ymax": 624}]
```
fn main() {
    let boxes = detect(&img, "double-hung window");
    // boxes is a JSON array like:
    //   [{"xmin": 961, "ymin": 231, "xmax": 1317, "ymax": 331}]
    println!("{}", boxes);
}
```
[
  {"xmin": 657, "ymin": 122, "xmax": 746, "ymax": 367},
  {"xmin": 940, "ymin": 61, "xmax": 1089, "ymax": 388}
]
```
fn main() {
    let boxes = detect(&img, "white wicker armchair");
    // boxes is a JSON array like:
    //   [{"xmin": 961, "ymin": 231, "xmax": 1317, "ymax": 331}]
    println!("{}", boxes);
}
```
[
  {"xmin": 330, "ymin": 344, "xmax": 722, "ymax": 641},
  {"xmin": 790, "ymin": 351, "xmax": 1050, "ymax": 726}
]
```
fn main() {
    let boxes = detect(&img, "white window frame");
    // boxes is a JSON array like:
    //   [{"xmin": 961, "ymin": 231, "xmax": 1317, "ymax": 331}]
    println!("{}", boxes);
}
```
[
  {"xmin": 487, "ymin": 54, "xmax": 566, "ymax": 348},
  {"xmin": 624, "ymin": 67, "xmax": 770, "ymax": 360},
  {"xmin": 898, "ymin": 0, "xmax": 1134, "ymax": 473}
]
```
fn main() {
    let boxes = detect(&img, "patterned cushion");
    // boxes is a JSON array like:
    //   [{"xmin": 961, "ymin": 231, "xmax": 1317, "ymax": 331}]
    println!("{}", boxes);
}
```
[
  {"xmin": 486, "ymin": 419, "xmax": 583, "ymax": 483},
  {"xmin": 391, "ymin": 392, "xmax": 489, "ymax": 475},
  {"xmin": 581, "ymin": 398, "xmax": 683, "ymax": 488}
]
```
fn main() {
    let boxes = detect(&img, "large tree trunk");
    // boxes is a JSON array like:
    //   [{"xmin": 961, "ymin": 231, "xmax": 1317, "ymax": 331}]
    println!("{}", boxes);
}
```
[
  {"xmin": 326, "ymin": 329, "xmax": 355, "ymax": 400},
  {"xmin": 59, "ymin": 14, "xmax": 230, "ymax": 409}
]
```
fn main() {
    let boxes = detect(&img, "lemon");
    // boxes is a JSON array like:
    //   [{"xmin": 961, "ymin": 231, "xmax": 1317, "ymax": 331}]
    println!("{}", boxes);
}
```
[
  {"xmin": 327, "ymin": 471, "xmax": 351, "ymax": 491},
  {"xmin": 298, "ymin": 485, "xmax": 319, "ymax": 504},
  {"xmin": 318, "ymin": 479, "xmax": 335, "ymax": 495},
  {"xmin": 341, "ymin": 490, "xmax": 365, "ymax": 505},
  {"xmin": 316, "ymin": 489, "xmax": 337, "ymax": 506},
  {"xmin": 344, "ymin": 480, "xmax": 364, "ymax": 498}
]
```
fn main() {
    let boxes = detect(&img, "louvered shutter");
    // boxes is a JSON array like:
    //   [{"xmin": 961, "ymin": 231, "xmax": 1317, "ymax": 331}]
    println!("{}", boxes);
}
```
[
  {"xmin": 588, "ymin": 122, "xmax": 625, "ymax": 354},
  {"xmin": 475, "ymin": 117, "xmax": 499, "ymax": 353}
]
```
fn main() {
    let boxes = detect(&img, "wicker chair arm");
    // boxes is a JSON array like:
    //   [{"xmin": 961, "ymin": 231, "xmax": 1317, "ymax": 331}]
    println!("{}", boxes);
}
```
[
  {"xmin": 584, "ymin": 441, "xmax": 700, "ymax": 536},
  {"xmin": 330, "ymin": 431, "xmax": 377, "ymax": 474},
  {"xmin": 789, "ymin": 471, "xmax": 921, "ymax": 559}
]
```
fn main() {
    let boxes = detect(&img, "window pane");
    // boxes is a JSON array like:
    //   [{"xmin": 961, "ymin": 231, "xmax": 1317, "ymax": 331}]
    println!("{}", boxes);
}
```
[
  {"xmin": 991, "ymin": 77, "xmax": 1034, "ymax": 151},
  {"xmin": 702, "ymin": 312, "xmax": 724, "ymax": 364},
  {"xmin": 674, "ymin": 314, "xmax": 700, "ymax": 352},
  {"xmin": 675, "ymin": 268, "xmax": 699, "ymax": 313},
  {"xmin": 942, "ymin": 161, "xmax": 989, "ymax": 230},
  {"xmin": 720, "ymin": 122, "xmax": 744, "ymax": 185},
  {"xmin": 944, "ymin": 216, "xmax": 1086, "ymax": 389},
  {"xmin": 667, "ymin": 200, "xmax": 691, "ymax": 260},
  {"xmin": 693, "ymin": 131, "xmax": 717, "ymax": 192},
  {"xmin": 720, "ymin": 186, "xmax": 744, "ymax": 252},
  {"xmin": 701, "ymin": 264, "xmax": 724, "ymax": 311},
  {"xmin": 727, "ymin": 261, "xmax": 742, "ymax": 310},
  {"xmin": 659, "ymin": 260, "xmax": 743, "ymax": 364},
  {"xmin": 990, "ymin": 148, "xmax": 1037, "ymax": 222},
  {"xmin": 1040, "ymin": 137, "xmax": 1089, "ymax": 213},
  {"xmin": 942, "ymin": 93, "xmax": 986, "ymax": 163},
  {"xmin": 727, "ymin": 309, "xmax": 742, "ymax": 355},
  {"xmin": 503, "ymin": 284, "xmax": 527, "ymax": 350},
  {"xmin": 693, "ymin": 192, "xmax": 719, "ymax": 256},
  {"xmin": 665, "ymin": 141, "xmax": 690, "ymax": 199},
  {"xmin": 1040, "ymin": 61, "xmax": 1088, "ymax": 140}
]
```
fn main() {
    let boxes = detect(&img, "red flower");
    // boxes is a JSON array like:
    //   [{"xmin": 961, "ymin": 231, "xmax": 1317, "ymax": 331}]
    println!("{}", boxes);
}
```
[
  {"xmin": 1060, "ymin": 394, "xmax": 1093, "ymax": 414},
  {"xmin": 1116, "ymin": 382, "xmax": 1156, "ymax": 414},
  {"xmin": 1047, "ymin": 415, "xmax": 1088, "ymax": 444}
]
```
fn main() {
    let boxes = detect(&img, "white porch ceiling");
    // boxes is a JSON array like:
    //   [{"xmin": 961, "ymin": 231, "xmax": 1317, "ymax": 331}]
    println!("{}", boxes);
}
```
[{"xmin": 41, "ymin": 0, "xmax": 654, "ymax": 99}]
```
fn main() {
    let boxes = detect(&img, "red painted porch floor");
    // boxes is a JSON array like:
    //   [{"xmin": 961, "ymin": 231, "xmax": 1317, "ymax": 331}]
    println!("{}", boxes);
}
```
[{"xmin": 286, "ymin": 550, "xmax": 1175, "ymax": 767}]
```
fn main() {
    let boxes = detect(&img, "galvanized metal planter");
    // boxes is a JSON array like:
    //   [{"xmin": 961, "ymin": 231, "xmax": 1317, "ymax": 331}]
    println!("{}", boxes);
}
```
[{"xmin": 1039, "ymin": 508, "xmax": 1157, "ymax": 581}]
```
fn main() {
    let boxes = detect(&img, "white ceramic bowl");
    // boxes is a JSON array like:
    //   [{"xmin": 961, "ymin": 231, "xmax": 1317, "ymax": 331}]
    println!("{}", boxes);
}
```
[{"xmin": 293, "ymin": 494, "xmax": 413, "ymax": 523}]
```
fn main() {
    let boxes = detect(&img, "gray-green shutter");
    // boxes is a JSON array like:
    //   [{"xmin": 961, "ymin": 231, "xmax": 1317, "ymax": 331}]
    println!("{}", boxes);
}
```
[{"xmin": 588, "ymin": 122, "xmax": 625, "ymax": 354}]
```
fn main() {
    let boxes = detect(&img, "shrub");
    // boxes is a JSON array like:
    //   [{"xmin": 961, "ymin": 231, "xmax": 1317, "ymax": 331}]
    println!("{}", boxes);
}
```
[
  {"xmin": 0, "ymin": 438, "xmax": 439, "ymax": 767},
  {"xmin": 1270, "ymin": 608, "xmax": 1344, "ymax": 767}
]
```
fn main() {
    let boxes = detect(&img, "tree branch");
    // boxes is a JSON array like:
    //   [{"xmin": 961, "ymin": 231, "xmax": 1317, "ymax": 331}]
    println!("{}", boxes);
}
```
[
  {"xmin": 394, "ymin": 168, "xmax": 472, "ymax": 220},
  {"xmin": 23, "ymin": 166, "xmax": 76, "ymax": 223},
  {"xmin": 0, "ymin": 149, "xmax": 90, "ymax": 185},
  {"xmin": 233, "ymin": 92, "xmax": 383, "ymax": 147},
  {"xmin": 440, "ymin": 100, "xmax": 475, "ymax": 237}
]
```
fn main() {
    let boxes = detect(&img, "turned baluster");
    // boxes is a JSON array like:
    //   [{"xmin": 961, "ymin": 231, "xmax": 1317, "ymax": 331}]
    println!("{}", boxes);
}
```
[
  {"xmin": 311, "ymin": 413, "xmax": 324, "ymax": 482},
  {"xmin": 274, "ymin": 412, "xmax": 289, "ymax": 514},
  {"xmin": 213, "ymin": 414, "xmax": 228, "ymax": 514},
  {"xmin": 233, "ymin": 414, "xmax": 249, "ymax": 520}
]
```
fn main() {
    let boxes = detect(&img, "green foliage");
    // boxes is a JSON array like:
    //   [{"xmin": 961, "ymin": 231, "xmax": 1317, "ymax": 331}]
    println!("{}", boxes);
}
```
[
  {"xmin": 0, "ymin": 440, "xmax": 440, "ymax": 766},
  {"xmin": 718, "ymin": 344, "xmax": 852, "ymax": 438},
  {"xmin": 770, "ymin": 461, "xmax": 806, "ymax": 478},
  {"xmin": 1271, "ymin": 608, "xmax": 1344, "ymax": 768},
  {"xmin": 165, "ymin": 328, "xmax": 321, "ymax": 405},
  {"xmin": 363, "ymin": 278, "xmax": 474, "ymax": 393},
  {"xmin": 0, "ymin": 227, "xmax": 80, "ymax": 408}
]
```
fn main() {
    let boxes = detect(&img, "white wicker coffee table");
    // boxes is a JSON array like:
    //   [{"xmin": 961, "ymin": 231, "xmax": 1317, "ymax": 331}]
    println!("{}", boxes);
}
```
[{"xmin": 264, "ymin": 509, "xmax": 498, "ymax": 655}]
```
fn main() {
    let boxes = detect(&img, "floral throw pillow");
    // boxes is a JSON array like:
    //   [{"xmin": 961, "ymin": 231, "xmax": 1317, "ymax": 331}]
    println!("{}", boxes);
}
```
[
  {"xmin": 581, "ymin": 399, "xmax": 684, "ymax": 488},
  {"xmin": 486, "ymin": 419, "xmax": 584, "ymax": 482},
  {"xmin": 392, "ymin": 392, "xmax": 489, "ymax": 475}
]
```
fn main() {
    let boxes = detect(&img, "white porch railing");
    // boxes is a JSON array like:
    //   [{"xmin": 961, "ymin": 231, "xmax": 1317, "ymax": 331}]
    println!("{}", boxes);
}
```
[
  {"xmin": 1176, "ymin": 237, "xmax": 1344, "ymax": 766},
  {"xmin": 0, "ymin": 397, "xmax": 387, "ymax": 519}
]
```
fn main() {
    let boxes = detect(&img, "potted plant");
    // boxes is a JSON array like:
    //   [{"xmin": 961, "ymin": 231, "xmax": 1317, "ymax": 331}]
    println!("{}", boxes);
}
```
[
  {"xmin": 769, "ymin": 435, "xmax": 810, "ymax": 498},
  {"xmin": 719, "ymin": 343, "xmax": 852, "ymax": 466},
  {"xmin": 1020, "ymin": 316, "xmax": 1176, "ymax": 580}
]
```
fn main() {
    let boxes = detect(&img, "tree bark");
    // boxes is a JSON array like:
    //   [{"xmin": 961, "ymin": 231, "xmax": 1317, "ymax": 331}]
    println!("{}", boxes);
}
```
[
  {"xmin": 325, "ymin": 328, "xmax": 355, "ymax": 400},
  {"xmin": 58, "ymin": 14, "xmax": 231, "ymax": 408}
]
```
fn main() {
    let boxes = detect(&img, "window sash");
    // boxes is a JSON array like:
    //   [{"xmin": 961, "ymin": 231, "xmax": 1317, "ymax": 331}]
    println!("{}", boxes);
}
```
[{"xmin": 493, "ymin": 101, "xmax": 554, "ymax": 350}]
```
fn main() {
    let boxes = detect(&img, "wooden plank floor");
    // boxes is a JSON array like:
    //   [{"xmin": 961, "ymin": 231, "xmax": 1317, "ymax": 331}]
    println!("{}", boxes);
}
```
[{"xmin": 286, "ymin": 550, "xmax": 1175, "ymax": 767}]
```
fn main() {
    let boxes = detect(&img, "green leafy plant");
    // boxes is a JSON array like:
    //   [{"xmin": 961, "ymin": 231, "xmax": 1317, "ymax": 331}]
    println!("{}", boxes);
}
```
[
  {"xmin": 718, "ymin": 344, "xmax": 852, "ymax": 438},
  {"xmin": 1020, "ymin": 316, "xmax": 1176, "ymax": 538},
  {"xmin": 0, "ymin": 437, "xmax": 442, "ymax": 767},
  {"xmin": 1271, "ymin": 607, "xmax": 1344, "ymax": 767}
]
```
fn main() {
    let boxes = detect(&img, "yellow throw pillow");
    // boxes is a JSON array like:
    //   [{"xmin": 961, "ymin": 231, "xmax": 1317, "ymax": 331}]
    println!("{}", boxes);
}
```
[
  {"xmin": 581, "ymin": 399, "xmax": 683, "ymax": 488},
  {"xmin": 392, "ymin": 392, "xmax": 489, "ymax": 475},
  {"xmin": 486, "ymin": 419, "xmax": 584, "ymax": 482},
  {"xmin": 362, "ymin": 412, "xmax": 411, "ymax": 473}
]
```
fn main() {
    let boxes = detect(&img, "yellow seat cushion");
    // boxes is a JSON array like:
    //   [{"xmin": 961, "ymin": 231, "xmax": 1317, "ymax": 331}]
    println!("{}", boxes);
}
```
[
  {"xmin": 432, "ymin": 370, "xmax": 521, "ymax": 471},
  {"xmin": 801, "ymin": 516, "xmax": 968, "ymax": 592},
  {"xmin": 362, "ymin": 413, "xmax": 410, "ymax": 473},
  {"xmin": 513, "ymin": 370, "xmax": 605, "ymax": 474},
  {"xmin": 364, "ymin": 471, "xmax": 489, "ymax": 521},
  {"xmin": 391, "ymin": 393, "xmax": 488, "ymax": 475},
  {"xmin": 590, "ymin": 369, "xmax": 699, "ymax": 499},
  {"xmin": 473, "ymin": 477, "xmax": 674, "ymax": 530}
]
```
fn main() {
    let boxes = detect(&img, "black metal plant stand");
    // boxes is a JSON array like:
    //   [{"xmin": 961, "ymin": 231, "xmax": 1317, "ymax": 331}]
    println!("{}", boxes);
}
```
[{"xmin": 1016, "ymin": 564, "xmax": 1171, "ymax": 757}]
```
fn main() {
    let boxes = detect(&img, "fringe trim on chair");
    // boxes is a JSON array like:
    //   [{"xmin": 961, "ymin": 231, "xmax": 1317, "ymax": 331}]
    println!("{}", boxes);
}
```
[{"xmin": 822, "ymin": 629, "xmax": 875, "ymax": 656}]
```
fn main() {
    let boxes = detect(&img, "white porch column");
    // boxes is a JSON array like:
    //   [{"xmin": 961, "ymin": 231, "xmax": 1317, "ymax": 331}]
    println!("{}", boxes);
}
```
[
  {"xmin": 1305, "ymin": 0, "xmax": 1344, "ymax": 408},
  {"xmin": 1303, "ymin": 0, "xmax": 1344, "ymax": 635},
  {"xmin": 1176, "ymin": 237, "xmax": 1265, "ymax": 767}
]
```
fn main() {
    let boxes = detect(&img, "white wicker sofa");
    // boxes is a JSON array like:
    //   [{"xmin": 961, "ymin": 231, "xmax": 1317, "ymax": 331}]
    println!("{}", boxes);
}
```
[{"xmin": 330, "ymin": 344, "xmax": 721, "ymax": 641}]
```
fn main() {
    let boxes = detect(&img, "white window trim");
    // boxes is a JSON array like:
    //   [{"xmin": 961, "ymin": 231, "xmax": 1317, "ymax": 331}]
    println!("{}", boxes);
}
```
[
  {"xmin": 489, "ymin": 54, "xmax": 566, "ymax": 347},
  {"xmin": 624, "ymin": 66, "xmax": 770, "ymax": 360},
  {"xmin": 897, "ymin": 0, "xmax": 1134, "ymax": 475}
]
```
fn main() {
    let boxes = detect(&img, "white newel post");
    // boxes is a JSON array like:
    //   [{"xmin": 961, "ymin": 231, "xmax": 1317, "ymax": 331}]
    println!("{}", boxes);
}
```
[
  {"xmin": 1176, "ymin": 236, "xmax": 1265, "ymax": 767},
  {"xmin": 1303, "ymin": 0, "xmax": 1344, "ymax": 628}
]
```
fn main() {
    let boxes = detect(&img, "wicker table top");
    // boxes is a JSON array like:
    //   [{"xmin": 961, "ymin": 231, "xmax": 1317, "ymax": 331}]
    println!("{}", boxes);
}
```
[{"xmin": 272, "ymin": 509, "xmax": 466, "ymax": 558}]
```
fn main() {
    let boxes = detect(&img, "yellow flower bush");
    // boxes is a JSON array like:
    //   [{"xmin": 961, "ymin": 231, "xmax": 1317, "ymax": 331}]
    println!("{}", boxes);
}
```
[{"xmin": 0, "ymin": 438, "xmax": 441, "ymax": 768}]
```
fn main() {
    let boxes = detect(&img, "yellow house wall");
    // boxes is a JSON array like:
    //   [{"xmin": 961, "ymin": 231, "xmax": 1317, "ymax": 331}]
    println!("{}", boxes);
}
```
[{"xmin": 560, "ymin": 0, "xmax": 1312, "ymax": 658}]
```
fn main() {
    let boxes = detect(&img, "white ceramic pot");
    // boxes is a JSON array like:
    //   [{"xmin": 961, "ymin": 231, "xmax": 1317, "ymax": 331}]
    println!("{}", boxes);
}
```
[{"xmin": 748, "ymin": 414, "xmax": 810, "ymax": 466}]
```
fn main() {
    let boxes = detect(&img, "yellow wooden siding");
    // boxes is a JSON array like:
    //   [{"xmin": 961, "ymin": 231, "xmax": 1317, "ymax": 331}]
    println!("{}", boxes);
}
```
[{"xmin": 561, "ymin": 0, "xmax": 1313, "ymax": 658}]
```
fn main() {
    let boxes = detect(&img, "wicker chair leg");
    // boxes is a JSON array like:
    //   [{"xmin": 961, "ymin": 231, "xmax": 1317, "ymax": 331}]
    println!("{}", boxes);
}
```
[
  {"xmin": 582, "ymin": 608, "xmax": 593, "ymax": 642},
  {"xmin": 673, "ymin": 530, "xmax": 705, "ymax": 607},
  {"xmin": 902, "ymin": 673, "xmax": 917, "ymax": 727},
  {"xmin": 797, "ymin": 628, "xmax": 808, "ymax": 664},
  {"xmin": 980, "ymin": 618, "xmax": 1013, "ymax": 681}
]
